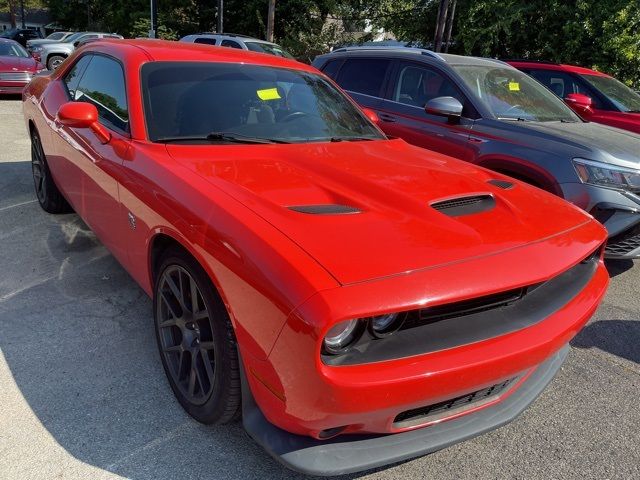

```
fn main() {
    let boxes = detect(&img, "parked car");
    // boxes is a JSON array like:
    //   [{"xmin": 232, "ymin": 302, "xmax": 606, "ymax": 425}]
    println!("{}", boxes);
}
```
[
  {"xmin": 180, "ymin": 32, "xmax": 293, "ymax": 58},
  {"xmin": 26, "ymin": 31, "xmax": 74, "ymax": 51},
  {"xmin": 31, "ymin": 31, "xmax": 123, "ymax": 70},
  {"xmin": 23, "ymin": 38, "xmax": 609, "ymax": 475},
  {"xmin": 508, "ymin": 61, "xmax": 640, "ymax": 135},
  {"xmin": 0, "ymin": 27, "xmax": 42, "ymax": 47},
  {"xmin": 313, "ymin": 47, "xmax": 640, "ymax": 259},
  {"xmin": 0, "ymin": 39, "xmax": 45, "ymax": 94}
]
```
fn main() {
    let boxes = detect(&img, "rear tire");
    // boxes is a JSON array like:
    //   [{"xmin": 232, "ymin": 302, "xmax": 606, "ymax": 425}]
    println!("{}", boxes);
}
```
[
  {"xmin": 47, "ymin": 55, "xmax": 66, "ymax": 70},
  {"xmin": 153, "ymin": 247, "xmax": 241, "ymax": 424},
  {"xmin": 30, "ymin": 129, "xmax": 72, "ymax": 214}
]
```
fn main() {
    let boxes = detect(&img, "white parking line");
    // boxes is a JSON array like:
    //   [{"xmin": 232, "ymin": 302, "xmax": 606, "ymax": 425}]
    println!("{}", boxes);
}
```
[{"xmin": 0, "ymin": 200, "xmax": 37, "ymax": 213}]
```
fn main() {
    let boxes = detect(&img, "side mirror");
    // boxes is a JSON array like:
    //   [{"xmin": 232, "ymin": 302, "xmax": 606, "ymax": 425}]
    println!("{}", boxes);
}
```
[
  {"xmin": 57, "ymin": 102, "xmax": 111, "ymax": 144},
  {"xmin": 362, "ymin": 107, "xmax": 380, "ymax": 124},
  {"xmin": 425, "ymin": 96, "xmax": 463, "ymax": 120},
  {"xmin": 564, "ymin": 93, "xmax": 593, "ymax": 114}
]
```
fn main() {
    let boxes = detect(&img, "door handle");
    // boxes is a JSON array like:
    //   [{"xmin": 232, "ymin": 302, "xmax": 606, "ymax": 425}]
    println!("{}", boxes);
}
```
[{"xmin": 379, "ymin": 113, "xmax": 396, "ymax": 123}]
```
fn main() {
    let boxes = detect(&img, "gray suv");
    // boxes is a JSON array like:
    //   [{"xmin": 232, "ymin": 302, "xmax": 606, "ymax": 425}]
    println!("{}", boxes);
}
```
[
  {"xmin": 180, "ymin": 33, "xmax": 293, "ymax": 58},
  {"xmin": 31, "ymin": 32, "xmax": 123, "ymax": 70},
  {"xmin": 313, "ymin": 47, "xmax": 640, "ymax": 259}
]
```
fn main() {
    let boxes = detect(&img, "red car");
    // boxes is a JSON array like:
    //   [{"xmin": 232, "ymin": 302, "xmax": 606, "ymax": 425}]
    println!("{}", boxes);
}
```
[
  {"xmin": 0, "ymin": 38, "xmax": 45, "ymax": 94},
  {"xmin": 22, "ymin": 39, "xmax": 609, "ymax": 475},
  {"xmin": 509, "ymin": 60, "xmax": 640, "ymax": 134}
]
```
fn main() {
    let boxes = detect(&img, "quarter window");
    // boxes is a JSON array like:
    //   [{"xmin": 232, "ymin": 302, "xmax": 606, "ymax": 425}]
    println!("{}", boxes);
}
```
[
  {"xmin": 75, "ymin": 55, "xmax": 129, "ymax": 133},
  {"xmin": 336, "ymin": 58, "xmax": 390, "ymax": 98}
]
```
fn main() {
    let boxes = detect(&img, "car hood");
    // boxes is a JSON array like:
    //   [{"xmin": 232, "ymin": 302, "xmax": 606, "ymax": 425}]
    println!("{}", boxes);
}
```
[
  {"xmin": 0, "ymin": 56, "xmax": 37, "ymax": 72},
  {"xmin": 167, "ymin": 139, "xmax": 593, "ymax": 285},
  {"xmin": 27, "ymin": 39, "xmax": 59, "ymax": 47},
  {"xmin": 478, "ymin": 119, "xmax": 640, "ymax": 169}
]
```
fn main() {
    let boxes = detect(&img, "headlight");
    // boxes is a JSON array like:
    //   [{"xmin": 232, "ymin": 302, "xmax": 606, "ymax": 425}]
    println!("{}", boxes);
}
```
[
  {"xmin": 323, "ymin": 319, "xmax": 362, "ymax": 354},
  {"xmin": 369, "ymin": 313, "xmax": 405, "ymax": 337},
  {"xmin": 573, "ymin": 158, "xmax": 640, "ymax": 193}
]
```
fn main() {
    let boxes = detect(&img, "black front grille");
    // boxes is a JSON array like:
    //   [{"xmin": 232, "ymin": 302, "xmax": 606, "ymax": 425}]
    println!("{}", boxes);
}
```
[
  {"xmin": 431, "ymin": 195, "xmax": 495, "ymax": 217},
  {"xmin": 394, "ymin": 377, "xmax": 518, "ymax": 428},
  {"xmin": 605, "ymin": 226, "xmax": 640, "ymax": 257}
]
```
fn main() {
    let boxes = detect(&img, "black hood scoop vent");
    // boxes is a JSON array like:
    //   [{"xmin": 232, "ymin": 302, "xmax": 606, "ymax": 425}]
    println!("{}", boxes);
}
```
[
  {"xmin": 487, "ymin": 179, "xmax": 515, "ymax": 189},
  {"xmin": 287, "ymin": 204, "xmax": 362, "ymax": 215},
  {"xmin": 431, "ymin": 195, "xmax": 496, "ymax": 217}
]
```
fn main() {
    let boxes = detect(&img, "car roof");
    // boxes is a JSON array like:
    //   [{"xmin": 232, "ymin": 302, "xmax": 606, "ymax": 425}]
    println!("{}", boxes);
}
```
[
  {"xmin": 185, "ymin": 33, "xmax": 276, "ymax": 45},
  {"xmin": 318, "ymin": 46, "xmax": 507, "ymax": 68},
  {"xmin": 506, "ymin": 60, "xmax": 610, "ymax": 77},
  {"xmin": 85, "ymin": 38, "xmax": 314, "ymax": 71}
]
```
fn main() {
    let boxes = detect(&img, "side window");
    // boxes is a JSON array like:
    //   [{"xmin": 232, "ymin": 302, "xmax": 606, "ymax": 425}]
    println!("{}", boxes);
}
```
[
  {"xmin": 221, "ymin": 40, "xmax": 241, "ymax": 49},
  {"xmin": 528, "ymin": 69, "xmax": 603, "ymax": 109},
  {"xmin": 75, "ymin": 55, "xmax": 129, "ymax": 133},
  {"xmin": 194, "ymin": 37, "xmax": 217, "ymax": 45},
  {"xmin": 320, "ymin": 60, "xmax": 342, "ymax": 80},
  {"xmin": 335, "ymin": 58, "xmax": 390, "ymax": 98},
  {"xmin": 393, "ymin": 63, "xmax": 465, "ymax": 108},
  {"xmin": 63, "ymin": 55, "xmax": 92, "ymax": 99}
]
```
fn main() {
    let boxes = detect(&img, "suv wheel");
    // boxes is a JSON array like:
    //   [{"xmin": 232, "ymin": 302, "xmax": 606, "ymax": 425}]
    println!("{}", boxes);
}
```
[{"xmin": 47, "ymin": 55, "xmax": 66, "ymax": 70}]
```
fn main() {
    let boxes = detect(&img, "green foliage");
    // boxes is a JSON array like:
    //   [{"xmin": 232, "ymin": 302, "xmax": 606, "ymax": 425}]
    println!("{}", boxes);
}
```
[
  {"xmin": 129, "ymin": 17, "xmax": 177, "ymax": 41},
  {"xmin": 39, "ymin": 0, "xmax": 640, "ymax": 86}
]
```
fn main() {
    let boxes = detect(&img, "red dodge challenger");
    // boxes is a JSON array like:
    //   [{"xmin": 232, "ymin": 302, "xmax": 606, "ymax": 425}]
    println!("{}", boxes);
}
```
[
  {"xmin": 22, "ymin": 39, "xmax": 609, "ymax": 475},
  {"xmin": 0, "ymin": 38, "xmax": 44, "ymax": 94}
]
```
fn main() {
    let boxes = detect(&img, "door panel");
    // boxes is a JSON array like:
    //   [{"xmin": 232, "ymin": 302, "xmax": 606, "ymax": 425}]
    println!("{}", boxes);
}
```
[{"xmin": 380, "ymin": 62, "xmax": 475, "ymax": 162}]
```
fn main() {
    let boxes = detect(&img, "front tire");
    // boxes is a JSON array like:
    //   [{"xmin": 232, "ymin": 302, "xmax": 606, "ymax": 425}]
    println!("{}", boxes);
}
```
[
  {"xmin": 31, "ymin": 130, "xmax": 72, "ymax": 214},
  {"xmin": 47, "ymin": 55, "xmax": 66, "ymax": 70},
  {"xmin": 153, "ymin": 248, "xmax": 241, "ymax": 424}
]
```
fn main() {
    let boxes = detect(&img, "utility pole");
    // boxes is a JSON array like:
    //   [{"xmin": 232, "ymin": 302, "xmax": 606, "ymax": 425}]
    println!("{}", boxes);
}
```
[
  {"xmin": 443, "ymin": 0, "xmax": 457, "ymax": 53},
  {"xmin": 433, "ymin": 0, "xmax": 450, "ymax": 53},
  {"xmin": 217, "ymin": 0, "xmax": 223, "ymax": 33},
  {"xmin": 266, "ymin": 0, "xmax": 275, "ymax": 42},
  {"xmin": 20, "ymin": 0, "xmax": 26, "ymax": 29},
  {"xmin": 150, "ymin": 0, "xmax": 157, "ymax": 38}
]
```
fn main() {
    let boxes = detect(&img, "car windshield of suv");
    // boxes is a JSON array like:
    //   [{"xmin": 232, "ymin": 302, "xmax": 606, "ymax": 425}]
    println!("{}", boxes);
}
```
[
  {"xmin": 452, "ymin": 64, "xmax": 580, "ymax": 122},
  {"xmin": 244, "ymin": 41, "xmax": 294, "ymax": 59},
  {"xmin": 0, "ymin": 42, "xmax": 29, "ymax": 58},
  {"xmin": 580, "ymin": 74, "xmax": 640, "ymax": 113},
  {"xmin": 46, "ymin": 32, "xmax": 68, "ymax": 41},
  {"xmin": 142, "ymin": 62, "xmax": 385, "ymax": 144},
  {"xmin": 63, "ymin": 32, "xmax": 86, "ymax": 44}
]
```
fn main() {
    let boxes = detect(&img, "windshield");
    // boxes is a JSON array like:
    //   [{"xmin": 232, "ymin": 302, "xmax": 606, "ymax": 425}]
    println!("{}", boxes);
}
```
[
  {"xmin": 452, "ymin": 64, "xmax": 580, "ymax": 122},
  {"xmin": 581, "ymin": 74, "xmax": 640, "ymax": 113},
  {"xmin": 64, "ymin": 32, "xmax": 86, "ymax": 43},
  {"xmin": 0, "ymin": 42, "xmax": 29, "ymax": 58},
  {"xmin": 141, "ymin": 62, "xmax": 385, "ymax": 144},
  {"xmin": 245, "ymin": 41, "xmax": 294, "ymax": 59},
  {"xmin": 46, "ymin": 32, "xmax": 68, "ymax": 41}
]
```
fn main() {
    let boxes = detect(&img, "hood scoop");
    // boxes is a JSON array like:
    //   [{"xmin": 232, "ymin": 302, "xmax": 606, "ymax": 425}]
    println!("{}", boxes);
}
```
[
  {"xmin": 431, "ymin": 195, "xmax": 496, "ymax": 217},
  {"xmin": 287, "ymin": 204, "xmax": 362, "ymax": 215},
  {"xmin": 487, "ymin": 179, "xmax": 515, "ymax": 190}
]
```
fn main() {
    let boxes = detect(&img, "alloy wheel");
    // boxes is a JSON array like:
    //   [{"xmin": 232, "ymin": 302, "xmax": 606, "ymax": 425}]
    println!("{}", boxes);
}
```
[
  {"xmin": 156, "ymin": 265, "xmax": 217, "ymax": 405},
  {"xmin": 31, "ymin": 133, "xmax": 47, "ymax": 204}
]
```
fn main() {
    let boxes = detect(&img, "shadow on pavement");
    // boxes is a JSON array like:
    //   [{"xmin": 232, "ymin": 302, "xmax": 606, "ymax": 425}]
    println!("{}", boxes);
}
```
[
  {"xmin": 571, "ymin": 320, "xmax": 640, "ymax": 364},
  {"xmin": 0, "ymin": 160, "xmax": 370, "ymax": 479},
  {"xmin": 605, "ymin": 259, "xmax": 635, "ymax": 278}
]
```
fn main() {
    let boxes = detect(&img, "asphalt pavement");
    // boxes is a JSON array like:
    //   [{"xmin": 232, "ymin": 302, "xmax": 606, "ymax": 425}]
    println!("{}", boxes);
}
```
[{"xmin": 0, "ymin": 98, "xmax": 638, "ymax": 480}]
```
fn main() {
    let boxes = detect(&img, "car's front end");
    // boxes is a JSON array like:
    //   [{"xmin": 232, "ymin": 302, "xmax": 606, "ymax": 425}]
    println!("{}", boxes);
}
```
[
  {"xmin": 0, "ymin": 42, "xmax": 45, "ymax": 94},
  {"xmin": 242, "ymin": 216, "xmax": 607, "ymax": 475}
]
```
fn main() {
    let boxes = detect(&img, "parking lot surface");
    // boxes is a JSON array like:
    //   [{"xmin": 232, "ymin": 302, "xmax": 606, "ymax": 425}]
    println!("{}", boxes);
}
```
[{"xmin": 1, "ymin": 98, "xmax": 639, "ymax": 480}]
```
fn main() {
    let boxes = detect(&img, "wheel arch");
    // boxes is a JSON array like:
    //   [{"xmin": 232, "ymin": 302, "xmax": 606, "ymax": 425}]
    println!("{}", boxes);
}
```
[{"xmin": 476, "ymin": 156, "xmax": 563, "ymax": 197}]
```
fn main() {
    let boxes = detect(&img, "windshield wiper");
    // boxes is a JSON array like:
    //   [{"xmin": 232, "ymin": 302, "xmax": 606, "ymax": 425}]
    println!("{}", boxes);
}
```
[
  {"xmin": 329, "ymin": 136, "xmax": 377, "ymax": 142},
  {"xmin": 156, "ymin": 132, "xmax": 290, "ymax": 144},
  {"xmin": 497, "ymin": 116, "xmax": 530, "ymax": 122}
]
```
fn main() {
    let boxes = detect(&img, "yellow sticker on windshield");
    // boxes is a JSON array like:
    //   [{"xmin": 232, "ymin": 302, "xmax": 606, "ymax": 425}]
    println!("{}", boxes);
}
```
[
  {"xmin": 508, "ymin": 82, "xmax": 520, "ymax": 91},
  {"xmin": 257, "ymin": 88, "xmax": 281, "ymax": 101}
]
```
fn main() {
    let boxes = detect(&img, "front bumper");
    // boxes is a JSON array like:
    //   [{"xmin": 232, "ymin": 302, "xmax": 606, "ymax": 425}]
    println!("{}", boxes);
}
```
[
  {"xmin": 242, "ymin": 346, "xmax": 569, "ymax": 476},
  {"xmin": 560, "ymin": 182, "xmax": 640, "ymax": 258}
]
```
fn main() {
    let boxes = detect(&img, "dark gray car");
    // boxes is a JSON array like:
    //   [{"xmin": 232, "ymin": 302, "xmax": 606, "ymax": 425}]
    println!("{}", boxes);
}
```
[{"xmin": 313, "ymin": 47, "xmax": 640, "ymax": 259}]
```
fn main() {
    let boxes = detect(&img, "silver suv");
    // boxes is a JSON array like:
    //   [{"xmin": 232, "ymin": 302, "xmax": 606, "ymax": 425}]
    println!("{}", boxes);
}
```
[
  {"xmin": 31, "ymin": 32, "xmax": 123, "ymax": 70},
  {"xmin": 179, "ymin": 33, "xmax": 293, "ymax": 58}
]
